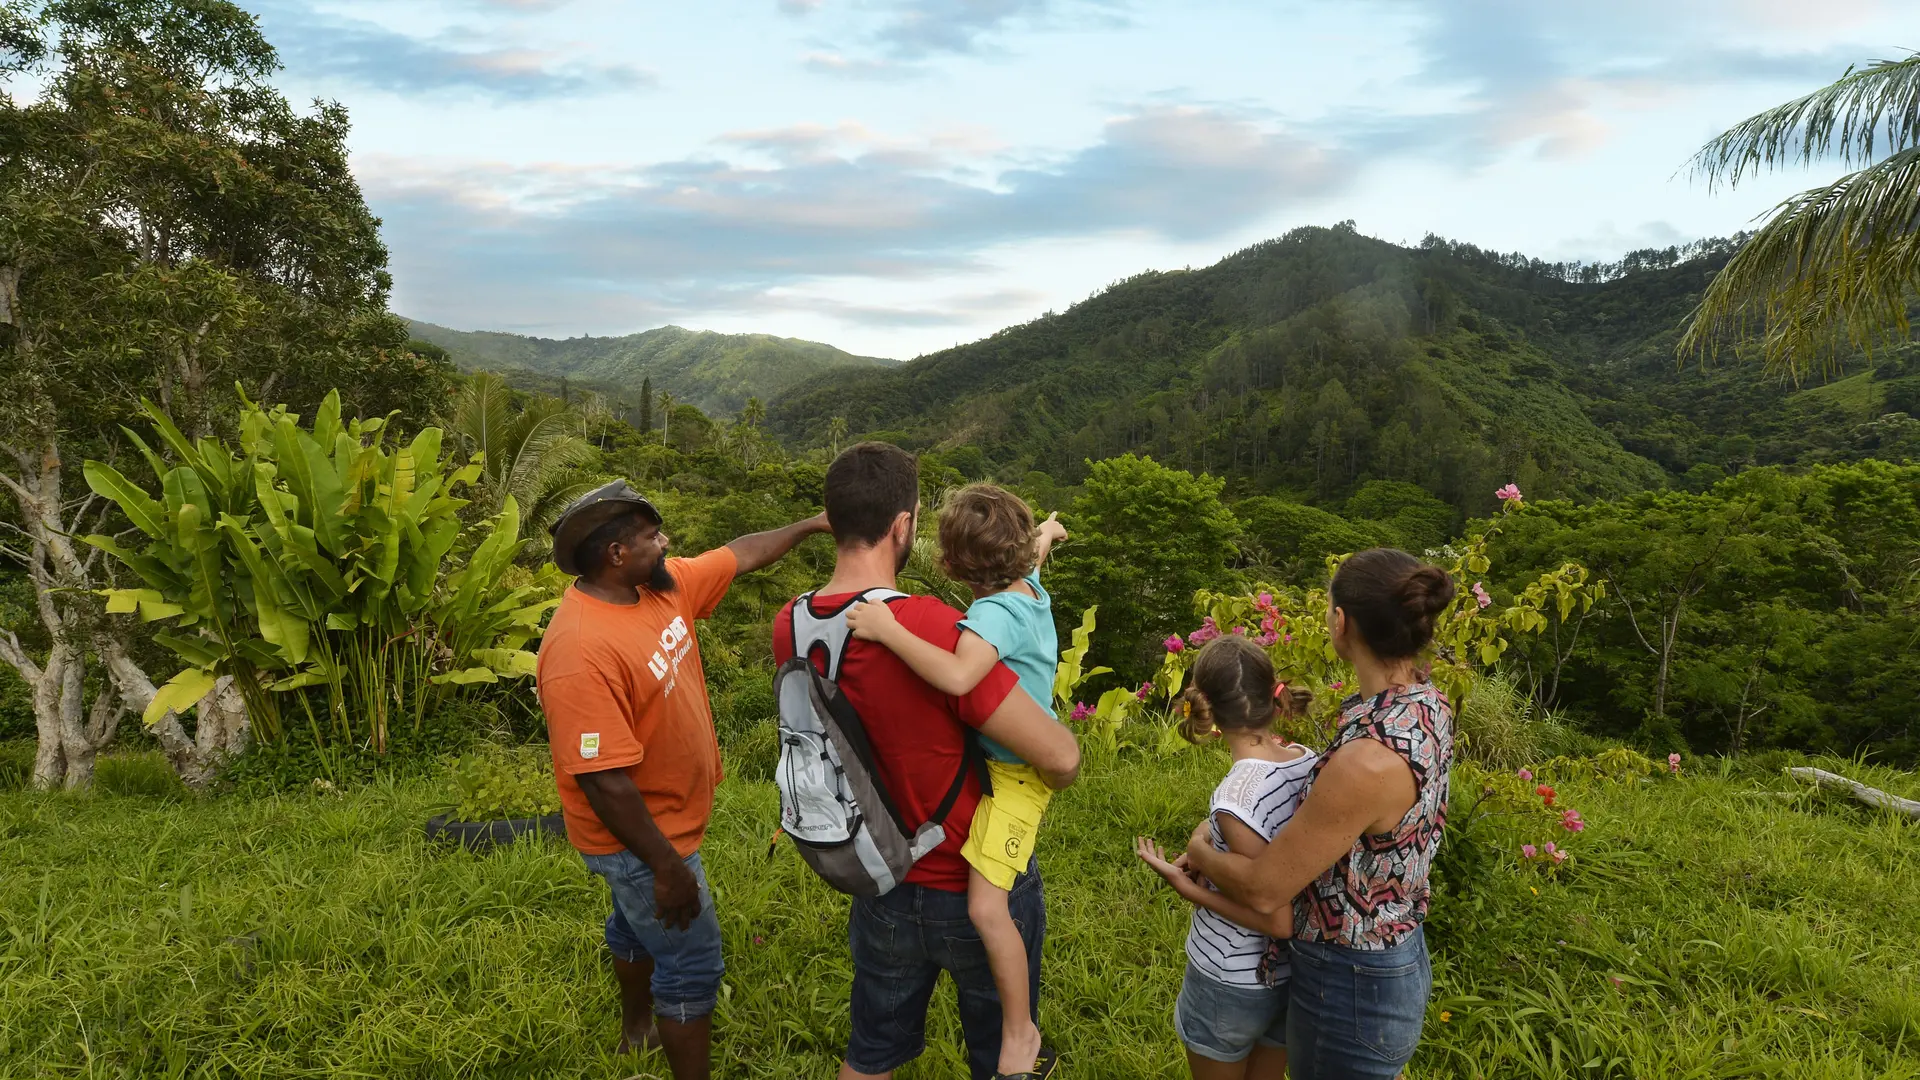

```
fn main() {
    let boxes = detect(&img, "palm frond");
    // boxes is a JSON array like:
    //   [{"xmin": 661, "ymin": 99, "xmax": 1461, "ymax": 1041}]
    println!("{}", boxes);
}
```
[
  {"xmin": 1680, "ymin": 146, "xmax": 1920, "ymax": 377},
  {"xmin": 444, "ymin": 372, "xmax": 515, "ymax": 479},
  {"xmin": 1689, "ymin": 53, "xmax": 1920, "ymax": 190}
]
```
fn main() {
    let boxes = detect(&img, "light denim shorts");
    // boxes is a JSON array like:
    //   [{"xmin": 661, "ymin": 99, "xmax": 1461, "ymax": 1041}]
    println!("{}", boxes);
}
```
[
  {"xmin": 1175, "ymin": 962, "xmax": 1289, "ymax": 1063},
  {"xmin": 580, "ymin": 848, "xmax": 725, "ymax": 1023}
]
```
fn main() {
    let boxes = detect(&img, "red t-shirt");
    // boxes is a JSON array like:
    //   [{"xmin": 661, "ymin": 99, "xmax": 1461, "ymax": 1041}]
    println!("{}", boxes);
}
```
[{"xmin": 772, "ymin": 591, "xmax": 1019, "ymax": 893}]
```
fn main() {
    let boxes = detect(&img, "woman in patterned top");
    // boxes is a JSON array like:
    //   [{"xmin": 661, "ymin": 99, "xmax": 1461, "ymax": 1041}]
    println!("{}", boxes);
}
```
[{"xmin": 1183, "ymin": 548, "xmax": 1455, "ymax": 1080}]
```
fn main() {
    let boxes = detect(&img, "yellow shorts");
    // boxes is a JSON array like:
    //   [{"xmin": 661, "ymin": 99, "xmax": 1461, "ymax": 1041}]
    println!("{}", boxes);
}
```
[{"xmin": 960, "ymin": 760, "xmax": 1054, "ymax": 890}]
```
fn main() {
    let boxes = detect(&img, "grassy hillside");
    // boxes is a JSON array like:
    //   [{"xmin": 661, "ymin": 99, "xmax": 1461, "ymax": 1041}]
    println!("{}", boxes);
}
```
[
  {"xmin": 405, "ymin": 320, "xmax": 896, "ymax": 417},
  {"xmin": 2, "ymin": 744, "xmax": 1915, "ymax": 1078},
  {"xmin": 764, "ymin": 225, "xmax": 1919, "ymax": 516}
]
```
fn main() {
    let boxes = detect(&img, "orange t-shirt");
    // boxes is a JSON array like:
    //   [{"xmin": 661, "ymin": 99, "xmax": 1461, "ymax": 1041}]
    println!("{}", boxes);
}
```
[{"xmin": 537, "ymin": 546, "xmax": 738, "ymax": 856}]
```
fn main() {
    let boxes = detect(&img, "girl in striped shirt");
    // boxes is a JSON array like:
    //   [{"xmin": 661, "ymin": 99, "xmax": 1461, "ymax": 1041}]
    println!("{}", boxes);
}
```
[{"xmin": 1137, "ymin": 635, "xmax": 1317, "ymax": 1080}]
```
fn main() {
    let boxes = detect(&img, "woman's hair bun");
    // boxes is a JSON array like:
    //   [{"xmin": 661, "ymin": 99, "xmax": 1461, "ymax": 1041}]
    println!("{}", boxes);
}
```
[
  {"xmin": 1331, "ymin": 548, "xmax": 1454, "ymax": 659},
  {"xmin": 1398, "ymin": 564, "xmax": 1455, "ymax": 621}
]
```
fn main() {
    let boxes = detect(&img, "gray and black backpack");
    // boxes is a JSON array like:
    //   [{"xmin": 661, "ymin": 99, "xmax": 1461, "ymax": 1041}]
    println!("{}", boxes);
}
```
[{"xmin": 773, "ymin": 588, "xmax": 983, "ymax": 896}]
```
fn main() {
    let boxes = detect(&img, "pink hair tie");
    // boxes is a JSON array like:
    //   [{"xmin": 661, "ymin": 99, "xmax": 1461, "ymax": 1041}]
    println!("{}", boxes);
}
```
[{"xmin": 1272, "ymin": 682, "xmax": 1287, "ymax": 700}]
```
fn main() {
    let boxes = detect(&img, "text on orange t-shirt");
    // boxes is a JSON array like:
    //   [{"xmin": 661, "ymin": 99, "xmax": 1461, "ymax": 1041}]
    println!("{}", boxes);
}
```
[{"xmin": 537, "ymin": 546, "xmax": 738, "ymax": 856}]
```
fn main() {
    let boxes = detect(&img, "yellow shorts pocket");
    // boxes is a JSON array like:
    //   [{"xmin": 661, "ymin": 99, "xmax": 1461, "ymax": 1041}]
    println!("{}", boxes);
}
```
[{"xmin": 960, "ymin": 761, "xmax": 1054, "ymax": 890}]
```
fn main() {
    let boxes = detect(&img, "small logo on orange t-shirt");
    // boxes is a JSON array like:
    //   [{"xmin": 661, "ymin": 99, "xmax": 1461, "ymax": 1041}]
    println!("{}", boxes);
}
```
[{"xmin": 581, "ymin": 732, "xmax": 601, "ymax": 759}]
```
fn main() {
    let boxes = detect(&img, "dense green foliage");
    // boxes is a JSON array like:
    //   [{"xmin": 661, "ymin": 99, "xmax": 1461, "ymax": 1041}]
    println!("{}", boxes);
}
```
[
  {"xmin": 766, "ymin": 225, "xmax": 1918, "ymax": 517},
  {"xmin": 406, "ymin": 319, "xmax": 895, "ymax": 418},
  {"xmin": 1, "ymin": 748, "xmax": 1913, "ymax": 1078},
  {"xmin": 1489, "ymin": 461, "xmax": 1920, "ymax": 762},
  {"xmin": 82, "ymin": 393, "xmax": 559, "ymax": 761}
]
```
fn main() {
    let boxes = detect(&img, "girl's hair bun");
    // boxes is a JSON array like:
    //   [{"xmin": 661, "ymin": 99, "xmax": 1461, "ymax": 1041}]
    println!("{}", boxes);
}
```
[{"xmin": 1176, "ymin": 687, "xmax": 1218, "ymax": 744}]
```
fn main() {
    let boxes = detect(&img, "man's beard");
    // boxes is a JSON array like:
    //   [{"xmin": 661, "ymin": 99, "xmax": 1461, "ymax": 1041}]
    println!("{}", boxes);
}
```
[
  {"xmin": 895, "ymin": 537, "xmax": 912, "ymax": 575},
  {"xmin": 643, "ymin": 559, "xmax": 676, "ymax": 593}
]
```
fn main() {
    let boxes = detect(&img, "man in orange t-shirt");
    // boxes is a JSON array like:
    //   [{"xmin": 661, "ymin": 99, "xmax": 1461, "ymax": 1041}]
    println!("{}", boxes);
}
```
[{"xmin": 538, "ymin": 480, "xmax": 827, "ymax": 1080}]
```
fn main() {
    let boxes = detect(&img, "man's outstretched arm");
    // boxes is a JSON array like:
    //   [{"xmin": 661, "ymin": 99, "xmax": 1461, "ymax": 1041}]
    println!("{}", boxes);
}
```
[{"xmin": 727, "ymin": 512, "xmax": 831, "ymax": 574}]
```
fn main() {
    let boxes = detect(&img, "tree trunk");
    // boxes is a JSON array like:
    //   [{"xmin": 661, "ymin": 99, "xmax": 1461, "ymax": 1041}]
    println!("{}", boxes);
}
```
[{"xmin": 104, "ymin": 648, "xmax": 249, "ymax": 788}]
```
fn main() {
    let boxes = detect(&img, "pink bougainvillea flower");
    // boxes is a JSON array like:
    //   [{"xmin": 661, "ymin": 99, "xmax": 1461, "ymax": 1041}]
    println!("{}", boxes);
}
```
[
  {"xmin": 1231, "ymin": 625, "xmax": 1246, "ymax": 635},
  {"xmin": 1668, "ymin": 752, "xmax": 1682, "ymax": 774},
  {"xmin": 1070, "ymin": 702, "xmax": 1094, "ymax": 722},
  {"xmin": 1521, "ymin": 843, "xmax": 1537, "ymax": 859},
  {"xmin": 1164, "ymin": 635, "xmax": 1185, "ymax": 654},
  {"xmin": 1261, "ymin": 616, "xmax": 1276, "ymax": 633},
  {"xmin": 1189, "ymin": 617, "xmax": 1222, "ymax": 646},
  {"xmin": 1472, "ymin": 582, "xmax": 1492, "ymax": 610},
  {"xmin": 1254, "ymin": 631, "xmax": 1279, "ymax": 647},
  {"xmin": 1551, "ymin": 849, "xmax": 1569, "ymax": 865},
  {"xmin": 1282, "ymin": 632, "xmax": 1294, "ymax": 644},
  {"xmin": 1561, "ymin": 809, "xmax": 1586, "ymax": 833},
  {"xmin": 1331, "ymin": 680, "xmax": 1345, "ymax": 691},
  {"xmin": 1496, "ymin": 483, "xmax": 1523, "ymax": 502},
  {"xmin": 1542, "ymin": 841, "xmax": 1558, "ymax": 856},
  {"xmin": 1257, "ymin": 592, "xmax": 1274, "ymax": 608},
  {"xmin": 1135, "ymin": 681, "xmax": 1154, "ymax": 702},
  {"xmin": 1517, "ymin": 768, "xmax": 1534, "ymax": 782},
  {"xmin": 1537, "ymin": 784, "xmax": 1557, "ymax": 807}
]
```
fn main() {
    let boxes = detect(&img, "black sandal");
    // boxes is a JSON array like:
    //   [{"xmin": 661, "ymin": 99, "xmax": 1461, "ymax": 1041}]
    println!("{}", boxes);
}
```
[{"xmin": 993, "ymin": 1042, "xmax": 1058, "ymax": 1080}]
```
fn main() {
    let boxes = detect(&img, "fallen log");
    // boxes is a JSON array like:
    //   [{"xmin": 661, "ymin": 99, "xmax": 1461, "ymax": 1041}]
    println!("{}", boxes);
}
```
[{"xmin": 1787, "ymin": 767, "xmax": 1920, "ymax": 821}]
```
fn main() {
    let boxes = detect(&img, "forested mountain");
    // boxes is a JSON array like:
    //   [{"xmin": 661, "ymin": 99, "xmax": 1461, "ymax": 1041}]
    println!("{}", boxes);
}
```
[
  {"xmin": 766, "ymin": 223, "xmax": 1920, "ymax": 521},
  {"xmin": 404, "ymin": 320, "xmax": 896, "ymax": 416}
]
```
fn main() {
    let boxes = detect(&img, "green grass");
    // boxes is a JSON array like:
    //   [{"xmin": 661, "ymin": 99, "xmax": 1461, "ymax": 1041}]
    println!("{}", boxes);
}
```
[{"xmin": 0, "ymin": 746, "xmax": 1915, "ymax": 1078}]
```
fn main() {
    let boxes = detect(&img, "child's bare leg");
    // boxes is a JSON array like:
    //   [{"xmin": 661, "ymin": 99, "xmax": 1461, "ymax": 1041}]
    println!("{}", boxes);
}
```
[
  {"xmin": 968, "ymin": 866, "xmax": 1041, "ymax": 1075},
  {"xmin": 1244, "ymin": 1043, "xmax": 1287, "ymax": 1080},
  {"xmin": 1184, "ymin": 1049, "xmax": 1251, "ymax": 1080}
]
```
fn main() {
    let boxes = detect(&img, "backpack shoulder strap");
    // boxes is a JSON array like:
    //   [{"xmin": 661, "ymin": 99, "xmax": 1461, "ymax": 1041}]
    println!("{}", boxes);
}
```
[
  {"xmin": 928, "ymin": 728, "xmax": 991, "ymax": 832},
  {"xmin": 791, "ymin": 587, "xmax": 907, "ymax": 680}
]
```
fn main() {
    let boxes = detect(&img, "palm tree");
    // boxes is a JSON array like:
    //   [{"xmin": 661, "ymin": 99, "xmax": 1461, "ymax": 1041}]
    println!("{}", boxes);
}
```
[
  {"xmin": 443, "ymin": 372, "xmax": 608, "ymax": 549},
  {"xmin": 732, "ymin": 397, "xmax": 767, "ymax": 468},
  {"xmin": 827, "ymin": 415, "xmax": 849, "ymax": 459},
  {"xmin": 1682, "ymin": 53, "xmax": 1920, "ymax": 379}
]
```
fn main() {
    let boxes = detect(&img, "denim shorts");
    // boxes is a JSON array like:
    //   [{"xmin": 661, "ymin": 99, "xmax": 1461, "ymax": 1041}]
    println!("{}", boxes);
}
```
[
  {"xmin": 1175, "ymin": 963, "xmax": 1288, "ymax": 1062},
  {"xmin": 580, "ymin": 848, "xmax": 725, "ymax": 1023},
  {"xmin": 846, "ymin": 861, "xmax": 1044, "ymax": 1080},
  {"xmin": 1285, "ymin": 927, "xmax": 1431, "ymax": 1080}
]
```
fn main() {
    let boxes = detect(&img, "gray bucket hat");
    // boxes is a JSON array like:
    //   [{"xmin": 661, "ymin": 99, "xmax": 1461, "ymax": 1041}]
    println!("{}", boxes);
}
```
[{"xmin": 548, "ymin": 479, "xmax": 662, "ymax": 576}]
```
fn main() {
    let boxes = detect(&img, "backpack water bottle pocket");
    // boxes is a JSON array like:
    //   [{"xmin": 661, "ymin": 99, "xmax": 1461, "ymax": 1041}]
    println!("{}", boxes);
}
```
[{"xmin": 776, "ymin": 729, "xmax": 855, "ymax": 846}]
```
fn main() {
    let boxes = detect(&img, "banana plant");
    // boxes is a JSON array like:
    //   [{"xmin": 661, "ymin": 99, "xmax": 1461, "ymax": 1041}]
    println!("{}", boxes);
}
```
[{"xmin": 82, "ymin": 390, "xmax": 561, "ymax": 757}]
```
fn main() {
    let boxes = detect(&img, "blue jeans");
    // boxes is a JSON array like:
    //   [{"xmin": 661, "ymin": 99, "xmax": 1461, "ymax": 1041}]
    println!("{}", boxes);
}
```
[
  {"xmin": 581, "ymin": 848, "xmax": 726, "ymax": 1023},
  {"xmin": 845, "ymin": 861, "xmax": 1045, "ymax": 1079},
  {"xmin": 1175, "ymin": 963, "xmax": 1288, "ymax": 1063},
  {"xmin": 1286, "ymin": 927, "xmax": 1431, "ymax": 1080}
]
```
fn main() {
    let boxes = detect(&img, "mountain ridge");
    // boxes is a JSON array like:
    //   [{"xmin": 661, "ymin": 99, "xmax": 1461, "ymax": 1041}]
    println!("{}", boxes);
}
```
[
  {"xmin": 761, "ymin": 224, "xmax": 1919, "ymax": 519},
  {"xmin": 404, "ymin": 319, "xmax": 897, "ymax": 417}
]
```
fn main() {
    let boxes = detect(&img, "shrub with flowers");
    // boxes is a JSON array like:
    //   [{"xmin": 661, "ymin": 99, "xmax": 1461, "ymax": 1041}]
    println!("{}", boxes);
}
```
[{"xmin": 1145, "ymin": 484, "xmax": 1605, "ymax": 754}]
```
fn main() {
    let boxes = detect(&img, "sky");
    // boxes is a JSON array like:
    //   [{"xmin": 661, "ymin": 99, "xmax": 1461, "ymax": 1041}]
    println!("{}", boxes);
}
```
[{"xmin": 239, "ymin": 0, "xmax": 1917, "ymax": 359}]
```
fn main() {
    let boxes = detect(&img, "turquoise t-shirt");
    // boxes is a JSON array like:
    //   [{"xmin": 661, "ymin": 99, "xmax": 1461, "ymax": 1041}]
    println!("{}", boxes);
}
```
[{"xmin": 958, "ymin": 567, "xmax": 1058, "ymax": 763}]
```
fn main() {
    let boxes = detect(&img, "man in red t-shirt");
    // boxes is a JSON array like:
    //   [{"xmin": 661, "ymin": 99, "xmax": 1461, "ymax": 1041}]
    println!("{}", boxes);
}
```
[{"xmin": 772, "ymin": 443, "xmax": 1080, "ymax": 1080}]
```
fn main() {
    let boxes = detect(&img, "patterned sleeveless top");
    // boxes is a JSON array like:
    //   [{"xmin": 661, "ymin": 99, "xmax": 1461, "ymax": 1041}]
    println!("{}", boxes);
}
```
[{"xmin": 1292, "ymin": 682, "xmax": 1452, "ymax": 950}]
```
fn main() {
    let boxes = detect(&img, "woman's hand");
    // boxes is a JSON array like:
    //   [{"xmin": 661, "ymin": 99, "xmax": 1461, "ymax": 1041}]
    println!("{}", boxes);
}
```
[{"xmin": 845, "ymin": 597, "xmax": 899, "ymax": 643}]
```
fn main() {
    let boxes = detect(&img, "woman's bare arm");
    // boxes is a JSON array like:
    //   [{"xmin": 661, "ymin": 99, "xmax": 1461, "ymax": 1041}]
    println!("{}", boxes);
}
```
[
  {"xmin": 1136, "ymin": 835, "xmax": 1292, "ymax": 938},
  {"xmin": 1183, "ymin": 740, "xmax": 1416, "ymax": 915}
]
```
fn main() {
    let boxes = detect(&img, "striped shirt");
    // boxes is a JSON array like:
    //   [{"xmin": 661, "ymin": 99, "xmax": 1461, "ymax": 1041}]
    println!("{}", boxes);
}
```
[{"xmin": 1185, "ymin": 750, "xmax": 1317, "ymax": 987}]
